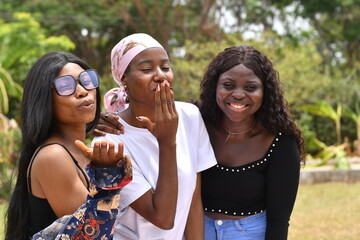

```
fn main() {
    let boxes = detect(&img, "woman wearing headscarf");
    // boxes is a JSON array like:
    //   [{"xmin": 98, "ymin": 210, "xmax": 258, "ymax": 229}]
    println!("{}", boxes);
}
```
[{"xmin": 93, "ymin": 33, "xmax": 217, "ymax": 240}]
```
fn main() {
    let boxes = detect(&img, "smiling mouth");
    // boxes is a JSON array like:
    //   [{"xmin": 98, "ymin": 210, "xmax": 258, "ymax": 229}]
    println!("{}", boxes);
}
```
[{"xmin": 228, "ymin": 103, "xmax": 247, "ymax": 109}]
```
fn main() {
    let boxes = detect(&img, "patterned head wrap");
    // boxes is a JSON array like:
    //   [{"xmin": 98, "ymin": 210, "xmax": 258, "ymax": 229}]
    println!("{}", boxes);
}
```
[{"xmin": 104, "ymin": 33, "xmax": 164, "ymax": 113}]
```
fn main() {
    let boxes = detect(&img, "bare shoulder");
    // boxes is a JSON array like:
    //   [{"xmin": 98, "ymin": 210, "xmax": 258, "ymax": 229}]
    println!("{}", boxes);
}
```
[
  {"xmin": 31, "ymin": 144, "xmax": 77, "ymax": 175},
  {"xmin": 29, "ymin": 144, "xmax": 82, "ymax": 198}
]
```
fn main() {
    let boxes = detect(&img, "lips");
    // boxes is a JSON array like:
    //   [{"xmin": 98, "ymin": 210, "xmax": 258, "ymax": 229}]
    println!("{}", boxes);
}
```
[
  {"xmin": 228, "ymin": 102, "xmax": 247, "ymax": 109},
  {"xmin": 79, "ymin": 98, "xmax": 95, "ymax": 110}
]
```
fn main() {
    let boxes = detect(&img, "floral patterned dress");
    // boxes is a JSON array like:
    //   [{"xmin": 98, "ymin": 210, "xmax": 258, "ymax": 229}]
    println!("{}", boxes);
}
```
[{"xmin": 32, "ymin": 159, "xmax": 132, "ymax": 240}]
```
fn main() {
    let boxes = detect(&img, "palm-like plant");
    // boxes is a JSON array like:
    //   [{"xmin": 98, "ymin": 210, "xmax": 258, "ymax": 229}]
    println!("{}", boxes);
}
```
[
  {"xmin": 301, "ymin": 100, "xmax": 342, "ymax": 145},
  {"xmin": 0, "ymin": 65, "xmax": 22, "ymax": 114},
  {"xmin": 343, "ymin": 104, "xmax": 360, "ymax": 141},
  {"xmin": 343, "ymin": 100, "xmax": 360, "ymax": 156},
  {"xmin": 311, "ymin": 138, "xmax": 349, "ymax": 169}
]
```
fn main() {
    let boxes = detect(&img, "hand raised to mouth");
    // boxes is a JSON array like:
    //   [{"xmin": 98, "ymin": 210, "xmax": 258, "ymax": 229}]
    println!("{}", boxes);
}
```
[{"xmin": 136, "ymin": 81, "xmax": 178, "ymax": 144}]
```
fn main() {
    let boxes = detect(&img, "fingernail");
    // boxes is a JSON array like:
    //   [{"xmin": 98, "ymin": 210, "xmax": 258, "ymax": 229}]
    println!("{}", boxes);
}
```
[
  {"xmin": 164, "ymin": 80, "xmax": 170, "ymax": 87},
  {"xmin": 170, "ymin": 87, "xmax": 174, "ymax": 94},
  {"xmin": 136, "ymin": 116, "xmax": 143, "ymax": 122},
  {"xmin": 157, "ymin": 84, "xmax": 160, "ymax": 91}
]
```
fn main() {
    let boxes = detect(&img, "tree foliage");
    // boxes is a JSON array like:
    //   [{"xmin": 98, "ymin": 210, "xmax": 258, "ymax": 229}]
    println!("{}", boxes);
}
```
[
  {"xmin": 0, "ymin": 0, "xmax": 359, "ymax": 159},
  {"xmin": 0, "ymin": 12, "xmax": 75, "ymax": 116},
  {"xmin": 172, "ymin": 34, "xmax": 241, "ymax": 101},
  {"xmin": 0, "ymin": 0, "xmax": 226, "ymax": 75},
  {"xmin": 298, "ymin": 0, "xmax": 360, "ymax": 71}
]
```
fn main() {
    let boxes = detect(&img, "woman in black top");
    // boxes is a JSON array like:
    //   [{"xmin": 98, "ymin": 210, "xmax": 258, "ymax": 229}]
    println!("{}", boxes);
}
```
[
  {"xmin": 5, "ymin": 52, "xmax": 132, "ymax": 240},
  {"xmin": 199, "ymin": 45, "xmax": 306, "ymax": 240}
]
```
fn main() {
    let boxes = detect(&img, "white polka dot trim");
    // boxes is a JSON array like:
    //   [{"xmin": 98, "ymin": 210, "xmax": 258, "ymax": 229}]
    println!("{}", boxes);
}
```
[
  {"xmin": 215, "ymin": 133, "xmax": 281, "ymax": 172},
  {"xmin": 203, "ymin": 208, "xmax": 265, "ymax": 216}
]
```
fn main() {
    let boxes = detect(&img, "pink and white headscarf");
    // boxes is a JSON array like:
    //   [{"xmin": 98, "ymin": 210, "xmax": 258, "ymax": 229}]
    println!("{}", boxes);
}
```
[{"xmin": 104, "ymin": 33, "xmax": 164, "ymax": 113}]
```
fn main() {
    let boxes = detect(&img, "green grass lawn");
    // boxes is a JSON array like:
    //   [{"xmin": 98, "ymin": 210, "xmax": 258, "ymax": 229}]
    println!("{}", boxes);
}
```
[
  {"xmin": 289, "ymin": 182, "xmax": 360, "ymax": 240},
  {"xmin": 0, "ymin": 201, "xmax": 7, "ymax": 239},
  {"xmin": 0, "ymin": 182, "xmax": 359, "ymax": 239}
]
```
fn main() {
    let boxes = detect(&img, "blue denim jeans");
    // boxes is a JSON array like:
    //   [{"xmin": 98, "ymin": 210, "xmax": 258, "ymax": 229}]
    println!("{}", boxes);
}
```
[{"xmin": 204, "ymin": 211, "xmax": 266, "ymax": 240}]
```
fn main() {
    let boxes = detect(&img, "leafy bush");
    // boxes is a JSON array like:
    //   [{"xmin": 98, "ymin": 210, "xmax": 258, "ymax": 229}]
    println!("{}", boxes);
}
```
[{"xmin": 0, "ymin": 115, "xmax": 21, "ymax": 200}]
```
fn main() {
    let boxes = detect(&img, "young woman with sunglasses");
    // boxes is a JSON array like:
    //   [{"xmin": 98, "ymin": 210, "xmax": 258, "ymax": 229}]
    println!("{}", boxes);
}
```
[
  {"xmin": 5, "ymin": 52, "xmax": 132, "ymax": 240},
  {"xmin": 92, "ymin": 33, "xmax": 217, "ymax": 240}
]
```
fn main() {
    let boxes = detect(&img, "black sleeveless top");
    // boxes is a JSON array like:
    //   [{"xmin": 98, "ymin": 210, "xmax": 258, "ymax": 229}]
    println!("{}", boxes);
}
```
[{"xmin": 27, "ymin": 143, "xmax": 90, "ymax": 236}]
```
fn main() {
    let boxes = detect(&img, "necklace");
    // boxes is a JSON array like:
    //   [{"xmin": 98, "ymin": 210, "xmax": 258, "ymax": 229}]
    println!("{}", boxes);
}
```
[{"xmin": 222, "ymin": 120, "xmax": 256, "ymax": 142}]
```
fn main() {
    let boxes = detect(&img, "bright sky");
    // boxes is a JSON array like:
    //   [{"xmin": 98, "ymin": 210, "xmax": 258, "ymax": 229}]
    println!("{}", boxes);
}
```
[{"xmin": 218, "ymin": 3, "xmax": 311, "ymax": 39}]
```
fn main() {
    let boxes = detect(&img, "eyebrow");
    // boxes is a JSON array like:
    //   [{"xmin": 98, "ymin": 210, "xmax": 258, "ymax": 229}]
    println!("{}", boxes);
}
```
[
  {"xmin": 246, "ymin": 80, "xmax": 261, "ymax": 83},
  {"xmin": 219, "ymin": 78, "xmax": 261, "ymax": 84},
  {"xmin": 136, "ymin": 58, "xmax": 170, "ymax": 66}
]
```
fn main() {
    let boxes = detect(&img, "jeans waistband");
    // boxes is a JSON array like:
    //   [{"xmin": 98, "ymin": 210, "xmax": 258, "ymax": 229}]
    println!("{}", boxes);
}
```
[{"xmin": 204, "ymin": 211, "xmax": 266, "ymax": 225}]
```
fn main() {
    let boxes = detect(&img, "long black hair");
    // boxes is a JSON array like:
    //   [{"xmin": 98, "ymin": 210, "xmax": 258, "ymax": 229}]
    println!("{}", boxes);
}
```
[
  {"xmin": 199, "ymin": 45, "xmax": 306, "ymax": 162},
  {"xmin": 5, "ymin": 52, "xmax": 101, "ymax": 240}
]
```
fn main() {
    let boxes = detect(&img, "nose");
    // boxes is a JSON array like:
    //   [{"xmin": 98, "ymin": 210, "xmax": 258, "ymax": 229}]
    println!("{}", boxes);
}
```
[
  {"xmin": 75, "ymin": 82, "xmax": 89, "ymax": 98},
  {"xmin": 232, "ymin": 87, "xmax": 246, "ymax": 99},
  {"xmin": 153, "ymin": 67, "xmax": 167, "ymax": 83}
]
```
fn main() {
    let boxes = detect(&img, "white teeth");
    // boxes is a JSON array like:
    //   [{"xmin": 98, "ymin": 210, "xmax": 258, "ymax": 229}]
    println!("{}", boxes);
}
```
[{"xmin": 229, "ymin": 103, "xmax": 246, "ymax": 109}]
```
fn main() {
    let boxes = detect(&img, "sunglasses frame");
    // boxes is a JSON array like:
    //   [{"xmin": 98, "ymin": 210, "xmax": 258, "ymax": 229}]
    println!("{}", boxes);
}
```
[{"xmin": 52, "ymin": 69, "xmax": 100, "ymax": 96}]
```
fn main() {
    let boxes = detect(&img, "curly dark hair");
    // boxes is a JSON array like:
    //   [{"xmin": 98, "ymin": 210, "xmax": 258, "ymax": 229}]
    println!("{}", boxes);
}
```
[{"xmin": 199, "ymin": 45, "xmax": 306, "ymax": 162}]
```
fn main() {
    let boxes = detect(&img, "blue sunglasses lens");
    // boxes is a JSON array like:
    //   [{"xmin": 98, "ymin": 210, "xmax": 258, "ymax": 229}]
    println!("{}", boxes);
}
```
[
  {"xmin": 54, "ymin": 69, "xmax": 99, "ymax": 96},
  {"xmin": 54, "ymin": 76, "xmax": 76, "ymax": 96},
  {"xmin": 80, "ymin": 70, "xmax": 99, "ymax": 90}
]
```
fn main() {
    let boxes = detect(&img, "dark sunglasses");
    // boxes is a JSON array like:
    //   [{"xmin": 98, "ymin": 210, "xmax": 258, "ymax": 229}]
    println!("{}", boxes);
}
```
[{"xmin": 52, "ymin": 69, "xmax": 99, "ymax": 96}]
